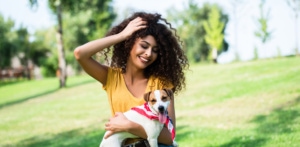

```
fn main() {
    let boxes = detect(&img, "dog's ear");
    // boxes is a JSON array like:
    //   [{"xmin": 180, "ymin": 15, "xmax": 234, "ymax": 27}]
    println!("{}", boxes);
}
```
[
  {"xmin": 164, "ymin": 89, "xmax": 174, "ymax": 100},
  {"xmin": 144, "ymin": 91, "xmax": 151, "ymax": 102}
]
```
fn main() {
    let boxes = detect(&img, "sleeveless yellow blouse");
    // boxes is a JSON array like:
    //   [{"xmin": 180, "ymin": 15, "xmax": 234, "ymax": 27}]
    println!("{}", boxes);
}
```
[{"xmin": 103, "ymin": 67, "xmax": 171, "ymax": 116}]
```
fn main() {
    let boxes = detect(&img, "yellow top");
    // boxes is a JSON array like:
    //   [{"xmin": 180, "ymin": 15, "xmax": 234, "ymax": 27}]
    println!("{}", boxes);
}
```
[{"xmin": 103, "ymin": 67, "xmax": 171, "ymax": 116}]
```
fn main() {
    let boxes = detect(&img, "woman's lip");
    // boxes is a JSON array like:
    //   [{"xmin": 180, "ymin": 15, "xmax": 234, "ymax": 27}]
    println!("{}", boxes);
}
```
[{"xmin": 139, "ymin": 56, "xmax": 150, "ymax": 62}]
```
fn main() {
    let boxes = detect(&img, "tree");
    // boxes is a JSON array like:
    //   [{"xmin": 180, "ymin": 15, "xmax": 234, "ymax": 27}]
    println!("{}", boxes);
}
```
[
  {"xmin": 169, "ymin": 1, "xmax": 210, "ymax": 62},
  {"xmin": 0, "ymin": 14, "xmax": 15, "ymax": 69},
  {"xmin": 29, "ymin": 0, "xmax": 116, "ymax": 87},
  {"xmin": 203, "ymin": 5, "xmax": 225, "ymax": 63},
  {"xmin": 286, "ymin": 0, "xmax": 300, "ymax": 56},
  {"xmin": 29, "ymin": 0, "xmax": 67, "ymax": 87},
  {"xmin": 0, "ymin": 14, "xmax": 48, "ymax": 80},
  {"xmin": 62, "ymin": 3, "xmax": 116, "ymax": 74},
  {"xmin": 14, "ymin": 26, "xmax": 31, "ymax": 79},
  {"xmin": 168, "ymin": 1, "xmax": 228, "ymax": 63},
  {"xmin": 31, "ymin": 27, "xmax": 57, "ymax": 77},
  {"xmin": 254, "ymin": 0, "xmax": 272, "ymax": 44}
]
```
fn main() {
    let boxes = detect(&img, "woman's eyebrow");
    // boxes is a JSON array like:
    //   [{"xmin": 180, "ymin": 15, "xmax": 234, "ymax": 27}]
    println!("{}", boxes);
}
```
[{"xmin": 141, "ymin": 40, "xmax": 150, "ymax": 45}]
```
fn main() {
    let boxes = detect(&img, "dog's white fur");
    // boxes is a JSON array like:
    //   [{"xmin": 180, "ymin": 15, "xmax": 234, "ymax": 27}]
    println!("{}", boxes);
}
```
[{"xmin": 99, "ymin": 89, "xmax": 177, "ymax": 147}]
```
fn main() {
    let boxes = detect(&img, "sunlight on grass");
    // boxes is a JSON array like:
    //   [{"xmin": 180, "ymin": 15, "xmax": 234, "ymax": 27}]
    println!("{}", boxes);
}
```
[
  {"xmin": 0, "ymin": 75, "xmax": 109, "ymax": 146},
  {"xmin": 1, "ymin": 57, "xmax": 300, "ymax": 147}
]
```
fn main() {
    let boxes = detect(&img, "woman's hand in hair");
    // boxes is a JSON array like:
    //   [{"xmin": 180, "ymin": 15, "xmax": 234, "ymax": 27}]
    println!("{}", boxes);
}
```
[{"xmin": 120, "ymin": 17, "xmax": 147, "ymax": 39}]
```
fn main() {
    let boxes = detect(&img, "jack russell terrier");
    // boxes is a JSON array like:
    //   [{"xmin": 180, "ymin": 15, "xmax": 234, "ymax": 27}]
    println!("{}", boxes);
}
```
[{"xmin": 99, "ymin": 89, "xmax": 178, "ymax": 147}]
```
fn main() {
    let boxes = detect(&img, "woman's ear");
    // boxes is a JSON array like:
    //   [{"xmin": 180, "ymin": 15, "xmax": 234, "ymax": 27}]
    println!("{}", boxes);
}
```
[{"xmin": 144, "ymin": 91, "xmax": 151, "ymax": 102}]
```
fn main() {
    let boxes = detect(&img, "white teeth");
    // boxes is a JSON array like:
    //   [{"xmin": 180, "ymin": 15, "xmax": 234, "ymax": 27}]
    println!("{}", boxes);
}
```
[{"xmin": 140, "ymin": 56, "xmax": 149, "ymax": 62}]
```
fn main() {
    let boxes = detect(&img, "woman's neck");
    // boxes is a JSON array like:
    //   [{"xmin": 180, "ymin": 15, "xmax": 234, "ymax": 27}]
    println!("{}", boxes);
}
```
[
  {"xmin": 123, "ymin": 66, "xmax": 149, "ymax": 98},
  {"xmin": 123, "ymin": 68, "xmax": 146, "ymax": 84}
]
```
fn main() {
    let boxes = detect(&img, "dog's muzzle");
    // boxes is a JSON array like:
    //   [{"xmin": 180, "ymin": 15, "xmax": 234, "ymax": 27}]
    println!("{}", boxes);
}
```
[{"xmin": 158, "ymin": 105, "xmax": 165, "ymax": 114}]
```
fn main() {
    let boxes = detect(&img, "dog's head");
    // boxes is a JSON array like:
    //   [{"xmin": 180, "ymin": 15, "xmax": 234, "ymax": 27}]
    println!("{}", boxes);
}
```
[{"xmin": 144, "ymin": 89, "xmax": 173, "ymax": 123}]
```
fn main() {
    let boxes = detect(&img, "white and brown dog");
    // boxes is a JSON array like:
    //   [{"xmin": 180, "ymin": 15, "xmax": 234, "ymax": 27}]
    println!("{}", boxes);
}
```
[{"xmin": 99, "ymin": 89, "xmax": 178, "ymax": 147}]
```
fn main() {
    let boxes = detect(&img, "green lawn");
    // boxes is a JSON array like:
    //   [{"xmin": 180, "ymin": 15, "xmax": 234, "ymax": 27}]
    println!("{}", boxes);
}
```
[{"xmin": 0, "ymin": 57, "xmax": 299, "ymax": 147}]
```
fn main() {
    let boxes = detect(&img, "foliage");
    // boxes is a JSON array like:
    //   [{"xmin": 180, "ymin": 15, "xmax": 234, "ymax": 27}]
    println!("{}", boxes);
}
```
[
  {"xmin": 0, "ymin": 14, "xmax": 47, "ymax": 75},
  {"xmin": 13, "ymin": 26, "xmax": 30, "ymax": 65},
  {"xmin": 45, "ymin": 0, "xmax": 117, "ymax": 40},
  {"xmin": 29, "ymin": 0, "xmax": 116, "ymax": 44},
  {"xmin": 254, "ymin": 0, "xmax": 272, "ymax": 44},
  {"xmin": 29, "ymin": 0, "xmax": 116, "ymax": 75},
  {"xmin": 0, "ymin": 14, "xmax": 15, "ymax": 69},
  {"xmin": 61, "ymin": 6, "xmax": 116, "ymax": 74},
  {"xmin": 30, "ymin": 40, "xmax": 53, "ymax": 67},
  {"xmin": 32, "ymin": 27, "xmax": 58, "ymax": 77},
  {"xmin": 168, "ymin": 1, "xmax": 228, "ymax": 63},
  {"xmin": 203, "ymin": 5, "xmax": 225, "ymax": 61},
  {"xmin": 40, "ymin": 55, "xmax": 58, "ymax": 77}
]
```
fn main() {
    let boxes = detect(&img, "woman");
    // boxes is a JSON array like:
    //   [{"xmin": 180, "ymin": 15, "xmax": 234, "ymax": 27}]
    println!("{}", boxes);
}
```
[{"xmin": 74, "ymin": 12, "xmax": 188, "ymax": 146}]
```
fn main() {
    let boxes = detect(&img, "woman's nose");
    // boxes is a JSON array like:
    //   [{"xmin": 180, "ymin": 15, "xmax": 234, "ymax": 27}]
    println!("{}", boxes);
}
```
[{"xmin": 144, "ymin": 48, "xmax": 152, "ymax": 57}]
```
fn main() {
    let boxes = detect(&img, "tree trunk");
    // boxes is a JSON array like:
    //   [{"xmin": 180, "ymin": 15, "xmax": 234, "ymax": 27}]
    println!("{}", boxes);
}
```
[
  {"xmin": 212, "ymin": 48, "xmax": 218, "ymax": 63},
  {"xmin": 55, "ymin": 0, "xmax": 67, "ymax": 88}
]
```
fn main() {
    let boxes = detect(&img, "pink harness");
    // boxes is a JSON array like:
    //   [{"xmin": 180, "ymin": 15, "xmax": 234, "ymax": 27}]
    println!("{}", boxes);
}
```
[{"xmin": 131, "ymin": 103, "xmax": 176, "ymax": 140}]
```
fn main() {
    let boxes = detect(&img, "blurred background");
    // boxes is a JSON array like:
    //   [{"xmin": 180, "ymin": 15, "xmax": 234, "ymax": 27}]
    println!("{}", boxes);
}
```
[
  {"xmin": 0, "ymin": 0, "xmax": 299, "ymax": 147},
  {"xmin": 0, "ymin": 0, "xmax": 299, "ymax": 81}
]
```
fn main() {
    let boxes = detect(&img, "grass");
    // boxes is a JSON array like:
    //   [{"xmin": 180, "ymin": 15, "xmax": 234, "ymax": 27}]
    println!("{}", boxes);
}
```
[{"xmin": 0, "ymin": 57, "xmax": 299, "ymax": 147}]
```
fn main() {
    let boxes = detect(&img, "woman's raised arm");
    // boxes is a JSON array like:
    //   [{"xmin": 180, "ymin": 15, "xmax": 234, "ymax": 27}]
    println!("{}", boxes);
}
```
[
  {"xmin": 74, "ymin": 34, "xmax": 125, "ymax": 85},
  {"xmin": 74, "ymin": 17, "xmax": 147, "ymax": 85}
]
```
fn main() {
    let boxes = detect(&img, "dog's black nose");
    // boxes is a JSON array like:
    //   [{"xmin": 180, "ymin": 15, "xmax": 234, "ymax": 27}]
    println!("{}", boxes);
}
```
[{"xmin": 158, "ymin": 106, "xmax": 165, "ymax": 113}]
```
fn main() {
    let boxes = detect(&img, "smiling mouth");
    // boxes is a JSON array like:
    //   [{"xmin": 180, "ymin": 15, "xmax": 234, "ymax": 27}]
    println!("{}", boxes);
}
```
[{"xmin": 139, "ymin": 56, "xmax": 150, "ymax": 63}]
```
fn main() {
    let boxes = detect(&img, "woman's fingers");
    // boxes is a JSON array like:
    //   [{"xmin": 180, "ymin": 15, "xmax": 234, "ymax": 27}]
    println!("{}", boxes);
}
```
[
  {"xmin": 132, "ymin": 17, "xmax": 144, "ymax": 24},
  {"xmin": 134, "ymin": 17, "xmax": 147, "ymax": 28},
  {"xmin": 104, "ymin": 131, "xmax": 114, "ymax": 139},
  {"xmin": 104, "ymin": 112, "xmax": 131, "ymax": 140},
  {"xmin": 129, "ymin": 17, "xmax": 147, "ymax": 29},
  {"xmin": 120, "ymin": 17, "xmax": 147, "ymax": 39}
]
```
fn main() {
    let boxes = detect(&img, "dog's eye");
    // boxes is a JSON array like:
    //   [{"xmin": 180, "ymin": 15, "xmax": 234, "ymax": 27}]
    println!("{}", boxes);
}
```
[
  {"xmin": 151, "ymin": 99, "xmax": 156, "ymax": 102},
  {"xmin": 162, "ymin": 96, "xmax": 167, "ymax": 100}
]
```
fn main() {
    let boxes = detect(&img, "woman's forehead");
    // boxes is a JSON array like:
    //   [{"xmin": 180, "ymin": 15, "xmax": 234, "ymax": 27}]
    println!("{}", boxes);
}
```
[{"xmin": 137, "ymin": 35, "xmax": 157, "ymax": 46}]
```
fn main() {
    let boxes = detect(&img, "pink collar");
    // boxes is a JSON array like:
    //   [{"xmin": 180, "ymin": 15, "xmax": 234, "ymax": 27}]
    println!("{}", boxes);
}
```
[
  {"xmin": 131, "ymin": 103, "xmax": 159, "ymax": 120},
  {"xmin": 131, "ymin": 102, "xmax": 176, "ymax": 140}
]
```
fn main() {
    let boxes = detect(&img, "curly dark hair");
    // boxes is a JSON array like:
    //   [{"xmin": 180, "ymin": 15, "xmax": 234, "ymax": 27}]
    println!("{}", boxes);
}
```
[{"xmin": 103, "ymin": 12, "xmax": 189, "ymax": 94}]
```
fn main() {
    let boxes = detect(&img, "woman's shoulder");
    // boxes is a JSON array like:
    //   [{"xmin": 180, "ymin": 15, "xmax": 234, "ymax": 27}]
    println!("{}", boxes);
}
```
[
  {"xmin": 108, "ymin": 67, "xmax": 122, "ymax": 75},
  {"xmin": 103, "ymin": 67, "xmax": 123, "ymax": 89}
]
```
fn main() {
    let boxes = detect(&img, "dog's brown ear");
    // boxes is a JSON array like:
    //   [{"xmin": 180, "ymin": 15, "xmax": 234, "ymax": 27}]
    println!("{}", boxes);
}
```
[
  {"xmin": 144, "ymin": 91, "xmax": 151, "ymax": 102},
  {"xmin": 164, "ymin": 89, "xmax": 174, "ymax": 100}
]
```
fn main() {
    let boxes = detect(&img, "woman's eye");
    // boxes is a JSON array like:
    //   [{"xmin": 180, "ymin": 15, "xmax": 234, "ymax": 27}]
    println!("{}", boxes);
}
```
[
  {"xmin": 152, "ymin": 49, "xmax": 158, "ymax": 53},
  {"xmin": 141, "ymin": 44, "xmax": 148, "ymax": 49}
]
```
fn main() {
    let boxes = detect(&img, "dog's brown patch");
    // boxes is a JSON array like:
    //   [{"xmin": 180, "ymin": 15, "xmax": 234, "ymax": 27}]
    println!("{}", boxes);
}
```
[{"xmin": 144, "ymin": 89, "xmax": 173, "ymax": 106}]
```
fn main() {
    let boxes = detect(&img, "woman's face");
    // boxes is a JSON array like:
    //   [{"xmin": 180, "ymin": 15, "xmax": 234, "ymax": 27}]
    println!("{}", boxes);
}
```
[{"xmin": 128, "ymin": 35, "xmax": 158, "ymax": 70}]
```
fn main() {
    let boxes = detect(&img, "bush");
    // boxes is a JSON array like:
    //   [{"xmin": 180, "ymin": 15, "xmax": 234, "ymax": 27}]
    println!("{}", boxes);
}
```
[{"xmin": 40, "ymin": 55, "xmax": 58, "ymax": 77}]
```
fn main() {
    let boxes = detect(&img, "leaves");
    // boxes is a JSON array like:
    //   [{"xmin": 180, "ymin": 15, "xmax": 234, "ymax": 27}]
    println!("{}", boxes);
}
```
[
  {"xmin": 254, "ymin": 0, "xmax": 272, "ymax": 44},
  {"xmin": 168, "ymin": 1, "xmax": 228, "ymax": 62},
  {"xmin": 203, "ymin": 5, "xmax": 225, "ymax": 59}
]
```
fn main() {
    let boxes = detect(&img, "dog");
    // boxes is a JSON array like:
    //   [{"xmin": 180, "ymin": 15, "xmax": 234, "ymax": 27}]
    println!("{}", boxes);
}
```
[{"xmin": 99, "ymin": 89, "xmax": 178, "ymax": 147}]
